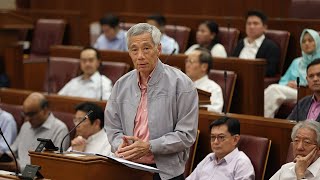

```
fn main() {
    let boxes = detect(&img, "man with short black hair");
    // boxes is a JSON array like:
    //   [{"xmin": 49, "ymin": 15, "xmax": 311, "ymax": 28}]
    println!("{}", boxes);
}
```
[
  {"xmin": 187, "ymin": 117, "xmax": 255, "ymax": 180},
  {"xmin": 94, "ymin": 14, "xmax": 127, "ymax": 51},
  {"xmin": 146, "ymin": 14, "xmax": 179, "ymax": 54},
  {"xmin": 288, "ymin": 59, "xmax": 320, "ymax": 121},
  {"xmin": 270, "ymin": 120, "xmax": 320, "ymax": 179},
  {"xmin": 68, "ymin": 102, "xmax": 111, "ymax": 156},
  {"xmin": 58, "ymin": 47, "xmax": 112, "ymax": 100},
  {"xmin": 232, "ymin": 10, "xmax": 280, "ymax": 77},
  {"xmin": 185, "ymin": 47, "xmax": 223, "ymax": 112}
]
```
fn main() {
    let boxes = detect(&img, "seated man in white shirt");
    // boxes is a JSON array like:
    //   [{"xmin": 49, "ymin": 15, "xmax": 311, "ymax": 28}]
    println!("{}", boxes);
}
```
[
  {"xmin": 68, "ymin": 102, "xmax": 111, "ymax": 156},
  {"xmin": 58, "ymin": 47, "xmax": 113, "ymax": 100},
  {"xmin": 232, "ymin": 10, "xmax": 280, "ymax": 77},
  {"xmin": 187, "ymin": 117, "xmax": 255, "ymax": 180},
  {"xmin": 94, "ymin": 14, "xmax": 127, "ymax": 51},
  {"xmin": 146, "ymin": 14, "xmax": 179, "ymax": 54},
  {"xmin": 270, "ymin": 120, "xmax": 320, "ymax": 180},
  {"xmin": 185, "ymin": 47, "xmax": 223, "ymax": 112}
]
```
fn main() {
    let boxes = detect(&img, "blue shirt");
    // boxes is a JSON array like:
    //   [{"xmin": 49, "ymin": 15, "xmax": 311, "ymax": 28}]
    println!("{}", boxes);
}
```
[
  {"xmin": 161, "ymin": 34, "xmax": 179, "ymax": 54},
  {"xmin": 279, "ymin": 57, "xmax": 307, "ymax": 86},
  {"xmin": 0, "ymin": 108, "xmax": 17, "ymax": 152},
  {"xmin": 94, "ymin": 29, "xmax": 127, "ymax": 51}
]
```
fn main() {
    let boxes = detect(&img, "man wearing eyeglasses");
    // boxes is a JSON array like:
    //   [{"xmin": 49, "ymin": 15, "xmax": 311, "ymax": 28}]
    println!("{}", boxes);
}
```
[
  {"xmin": 67, "ymin": 102, "xmax": 111, "ymax": 156},
  {"xmin": 185, "ymin": 47, "xmax": 224, "ymax": 112},
  {"xmin": 8, "ymin": 92, "xmax": 69, "ymax": 171},
  {"xmin": 270, "ymin": 120, "xmax": 320, "ymax": 180},
  {"xmin": 186, "ymin": 117, "xmax": 255, "ymax": 180}
]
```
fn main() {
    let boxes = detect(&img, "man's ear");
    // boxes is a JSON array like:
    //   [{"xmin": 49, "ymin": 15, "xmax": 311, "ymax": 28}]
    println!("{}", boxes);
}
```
[
  {"xmin": 233, "ymin": 135, "xmax": 240, "ymax": 146},
  {"xmin": 157, "ymin": 43, "xmax": 162, "ymax": 56},
  {"xmin": 94, "ymin": 119, "xmax": 101, "ymax": 127},
  {"xmin": 201, "ymin": 64, "xmax": 208, "ymax": 73}
]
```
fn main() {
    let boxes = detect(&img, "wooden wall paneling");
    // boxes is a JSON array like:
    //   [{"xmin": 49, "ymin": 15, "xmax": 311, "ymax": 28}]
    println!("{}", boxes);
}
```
[
  {"xmin": 4, "ymin": 44, "xmax": 24, "ymax": 89},
  {"xmin": 23, "ymin": 59, "xmax": 47, "ymax": 91}
]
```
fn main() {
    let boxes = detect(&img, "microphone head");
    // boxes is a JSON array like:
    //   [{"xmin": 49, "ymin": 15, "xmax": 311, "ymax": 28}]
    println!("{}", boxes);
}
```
[
  {"xmin": 296, "ymin": 77, "xmax": 300, "ymax": 85},
  {"xmin": 85, "ymin": 110, "xmax": 94, "ymax": 119}
]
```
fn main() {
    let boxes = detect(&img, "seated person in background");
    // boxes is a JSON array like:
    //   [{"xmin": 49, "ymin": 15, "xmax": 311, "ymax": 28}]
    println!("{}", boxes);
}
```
[
  {"xmin": 68, "ymin": 102, "xmax": 111, "ymax": 156},
  {"xmin": 288, "ymin": 59, "xmax": 320, "ymax": 121},
  {"xmin": 146, "ymin": 14, "xmax": 179, "ymax": 54},
  {"xmin": 265, "ymin": 29, "xmax": 320, "ymax": 118},
  {"xmin": 232, "ymin": 10, "xmax": 280, "ymax": 77},
  {"xmin": 0, "ymin": 107, "xmax": 17, "ymax": 152},
  {"xmin": 10, "ymin": 92, "xmax": 69, "ymax": 171},
  {"xmin": 94, "ymin": 14, "xmax": 127, "ymax": 51},
  {"xmin": 270, "ymin": 120, "xmax": 320, "ymax": 179},
  {"xmin": 185, "ymin": 21, "xmax": 227, "ymax": 57},
  {"xmin": 185, "ymin": 47, "xmax": 223, "ymax": 112},
  {"xmin": 58, "ymin": 47, "xmax": 112, "ymax": 100},
  {"xmin": 187, "ymin": 117, "xmax": 255, "ymax": 180}
]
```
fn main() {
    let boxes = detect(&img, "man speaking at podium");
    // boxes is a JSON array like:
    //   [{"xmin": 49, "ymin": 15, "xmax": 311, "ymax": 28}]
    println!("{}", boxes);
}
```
[{"xmin": 105, "ymin": 23, "xmax": 198, "ymax": 180}]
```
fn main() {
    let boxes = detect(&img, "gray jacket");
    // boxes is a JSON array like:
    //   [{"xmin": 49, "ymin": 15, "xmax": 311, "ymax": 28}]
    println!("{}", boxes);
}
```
[{"xmin": 105, "ymin": 60, "xmax": 199, "ymax": 179}]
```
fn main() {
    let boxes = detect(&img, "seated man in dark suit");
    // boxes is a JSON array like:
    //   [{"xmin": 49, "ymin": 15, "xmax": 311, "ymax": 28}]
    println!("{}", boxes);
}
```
[
  {"xmin": 232, "ymin": 10, "xmax": 280, "ymax": 77},
  {"xmin": 288, "ymin": 59, "xmax": 320, "ymax": 121}
]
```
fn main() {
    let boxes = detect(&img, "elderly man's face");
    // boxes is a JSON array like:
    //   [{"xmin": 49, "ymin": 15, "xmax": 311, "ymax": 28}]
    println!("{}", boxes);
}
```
[
  {"xmin": 22, "ymin": 100, "xmax": 47, "ymax": 128},
  {"xmin": 128, "ymin": 33, "xmax": 161, "ymax": 76},
  {"xmin": 210, "ymin": 124, "xmax": 239, "ymax": 160},
  {"xmin": 293, "ymin": 127, "xmax": 320, "ymax": 161}
]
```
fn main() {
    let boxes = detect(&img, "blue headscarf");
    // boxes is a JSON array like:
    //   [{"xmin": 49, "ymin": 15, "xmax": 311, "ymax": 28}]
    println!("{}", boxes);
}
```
[{"xmin": 298, "ymin": 29, "xmax": 320, "ymax": 85}]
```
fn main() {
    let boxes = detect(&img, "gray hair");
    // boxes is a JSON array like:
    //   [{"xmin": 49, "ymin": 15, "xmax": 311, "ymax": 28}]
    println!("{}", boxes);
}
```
[
  {"xmin": 291, "ymin": 120, "xmax": 320, "ymax": 146},
  {"xmin": 126, "ymin": 23, "xmax": 161, "ymax": 47}
]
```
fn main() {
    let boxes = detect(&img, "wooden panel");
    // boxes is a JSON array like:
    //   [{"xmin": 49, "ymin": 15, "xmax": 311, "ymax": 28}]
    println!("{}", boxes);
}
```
[
  {"xmin": 0, "ymin": 88, "xmax": 106, "ymax": 113},
  {"xmin": 4, "ymin": 44, "xmax": 24, "ymax": 89},
  {"xmin": 197, "ymin": 110, "xmax": 295, "ymax": 179}
]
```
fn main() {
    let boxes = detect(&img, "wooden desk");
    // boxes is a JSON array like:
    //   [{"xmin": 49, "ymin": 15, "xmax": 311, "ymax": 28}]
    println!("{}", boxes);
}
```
[
  {"xmin": 0, "ymin": 88, "xmax": 106, "ymax": 113},
  {"xmin": 29, "ymin": 151, "xmax": 152, "ymax": 180},
  {"xmin": 197, "ymin": 110, "xmax": 295, "ymax": 179}
]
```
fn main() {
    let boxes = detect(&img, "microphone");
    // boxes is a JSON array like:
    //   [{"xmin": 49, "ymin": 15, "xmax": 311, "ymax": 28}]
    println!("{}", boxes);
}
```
[
  {"xmin": 59, "ymin": 110, "xmax": 93, "ymax": 153},
  {"xmin": 0, "ymin": 128, "xmax": 19, "ymax": 176},
  {"xmin": 223, "ymin": 70, "xmax": 228, "ymax": 114},
  {"xmin": 164, "ymin": 48, "xmax": 176, "ymax": 64},
  {"xmin": 47, "ymin": 56, "xmax": 51, "ymax": 95},
  {"xmin": 296, "ymin": 77, "xmax": 300, "ymax": 122},
  {"xmin": 100, "ymin": 73, "xmax": 103, "ymax": 101}
]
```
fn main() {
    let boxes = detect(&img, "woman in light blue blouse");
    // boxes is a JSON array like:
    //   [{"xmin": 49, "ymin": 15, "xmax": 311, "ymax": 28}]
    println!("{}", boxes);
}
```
[{"xmin": 264, "ymin": 29, "xmax": 320, "ymax": 118}]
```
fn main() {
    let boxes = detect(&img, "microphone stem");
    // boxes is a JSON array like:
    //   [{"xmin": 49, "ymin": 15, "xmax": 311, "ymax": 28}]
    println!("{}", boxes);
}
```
[{"xmin": 0, "ymin": 129, "xmax": 19, "ymax": 176}]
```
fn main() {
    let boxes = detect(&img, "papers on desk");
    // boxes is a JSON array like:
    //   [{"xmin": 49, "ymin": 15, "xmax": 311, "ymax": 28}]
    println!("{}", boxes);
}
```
[{"xmin": 96, "ymin": 154, "xmax": 167, "ymax": 175}]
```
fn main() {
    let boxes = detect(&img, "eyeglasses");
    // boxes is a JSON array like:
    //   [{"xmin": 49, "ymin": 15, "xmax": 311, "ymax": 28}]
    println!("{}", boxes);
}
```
[
  {"xmin": 185, "ymin": 59, "xmax": 200, "ymax": 64},
  {"xmin": 293, "ymin": 138, "xmax": 317, "ymax": 147},
  {"xmin": 73, "ymin": 117, "xmax": 87, "ymax": 125},
  {"xmin": 21, "ymin": 110, "xmax": 41, "ymax": 118},
  {"xmin": 210, "ymin": 135, "xmax": 232, "ymax": 142}
]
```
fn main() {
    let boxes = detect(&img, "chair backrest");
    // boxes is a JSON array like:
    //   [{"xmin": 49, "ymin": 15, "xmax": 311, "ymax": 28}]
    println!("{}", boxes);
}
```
[
  {"xmin": 43, "ymin": 57, "xmax": 80, "ymax": 93},
  {"xmin": 217, "ymin": 27, "xmax": 240, "ymax": 56},
  {"xmin": 238, "ymin": 135, "xmax": 271, "ymax": 180},
  {"xmin": 30, "ymin": 19, "xmax": 66, "ymax": 56},
  {"xmin": 184, "ymin": 130, "xmax": 200, "ymax": 178},
  {"xmin": 100, "ymin": 61, "xmax": 130, "ymax": 85},
  {"xmin": 164, "ymin": 25, "xmax": 191, "ymax": 53},
  {"xmin": 264, "ymin": 30, "xmax": 290, "ymax": 75},
  {"xmin": 52, "ymin": 111, "xmax": 75, "ymax": 142},
  {"xmin": 208, "ymin": 70, "xmax": 237, "ymax": 113},
  {"xmin": 0, "ymin": 103, "xmax": 23, "ymax": 132},
  {"xmin": 286, "ymin": 142, "xmax": 294, "ymax": 163}
]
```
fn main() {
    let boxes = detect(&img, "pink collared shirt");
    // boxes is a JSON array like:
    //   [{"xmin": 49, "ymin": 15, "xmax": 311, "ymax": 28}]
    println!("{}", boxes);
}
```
[
  {"xmin": 307, "ymin": 96, "xmax": 320, "ymax": 121},
  {"xmin": 133, "ymin": 69, "xmax": 156, "ymax": 164}
]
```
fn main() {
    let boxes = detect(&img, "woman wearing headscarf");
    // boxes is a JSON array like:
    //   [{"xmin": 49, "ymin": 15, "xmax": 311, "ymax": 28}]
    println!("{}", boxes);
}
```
[
  {"xmin": 185, "ymin": 20, "xmax": 227, "ymax": 57},
  {"xmin": 264, "ymin": 29, "xmax": 320, "ymax": 118}
]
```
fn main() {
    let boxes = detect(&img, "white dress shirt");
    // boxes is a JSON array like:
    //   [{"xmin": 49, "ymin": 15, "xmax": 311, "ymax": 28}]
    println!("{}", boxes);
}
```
[
  {"xmin": 58, "ymin": 71, "xmax": 112, "ymax": 100},
  {"xmin": 187, "ymin": 148, "xmax": 255, "ymax": 180},
  {"xmin": 270, "ymin": 156, "xmax": 320, "ymax": 180},
  {"xmin": 185, "ymin": 43, "xmax": 227, "ymax": 58},
  {"xmin": 194, "ymin": 75, "xmax": 224, "ymax": 112},
  {"xmin": 161, "ymin": 34, "xmax": 179, "ymax": 54},
  {"xmin": 0, "ymin": 108, "xmax": 17, "ymax": 152},
  {"xmin": 68, "ymin": 129, "xmax": 112, "ymax": 156},
  {"xmin": 239, "ymin": 34, "xmax": 265, "ymax": 59}
]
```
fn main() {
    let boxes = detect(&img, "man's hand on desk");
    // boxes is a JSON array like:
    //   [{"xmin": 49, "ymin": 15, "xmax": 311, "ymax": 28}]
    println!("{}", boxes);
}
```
[{"xmin": 115, "ymin": 136, "xmax": 151, "ymax": 161}]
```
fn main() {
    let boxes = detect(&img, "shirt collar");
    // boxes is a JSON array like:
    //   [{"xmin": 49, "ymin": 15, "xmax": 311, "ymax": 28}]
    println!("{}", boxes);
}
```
[
  {"xmin": 193, "ymin": 75, "xmax": 209, "ymax": 85},
  {"xmin": 81, "ymin": 71, "xmax": 101, "ymax": 83},
  {"xmin": 137, "ymin": 60, "xmax": 158, "ymax": 88},
  {"xmin": 244, "ymin": 34, "xmax": 265, "ymax": 48},
  {"xmin": 212, "ymin": 147, "xmax": 239, "ymax": 165},
  {"xmin": 311, "ymin": 94, "xmax": 320, "ymax": 102},
  {"xmin": 87, "ymin": 129, "xmax": 104, "ymax": 142}
]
